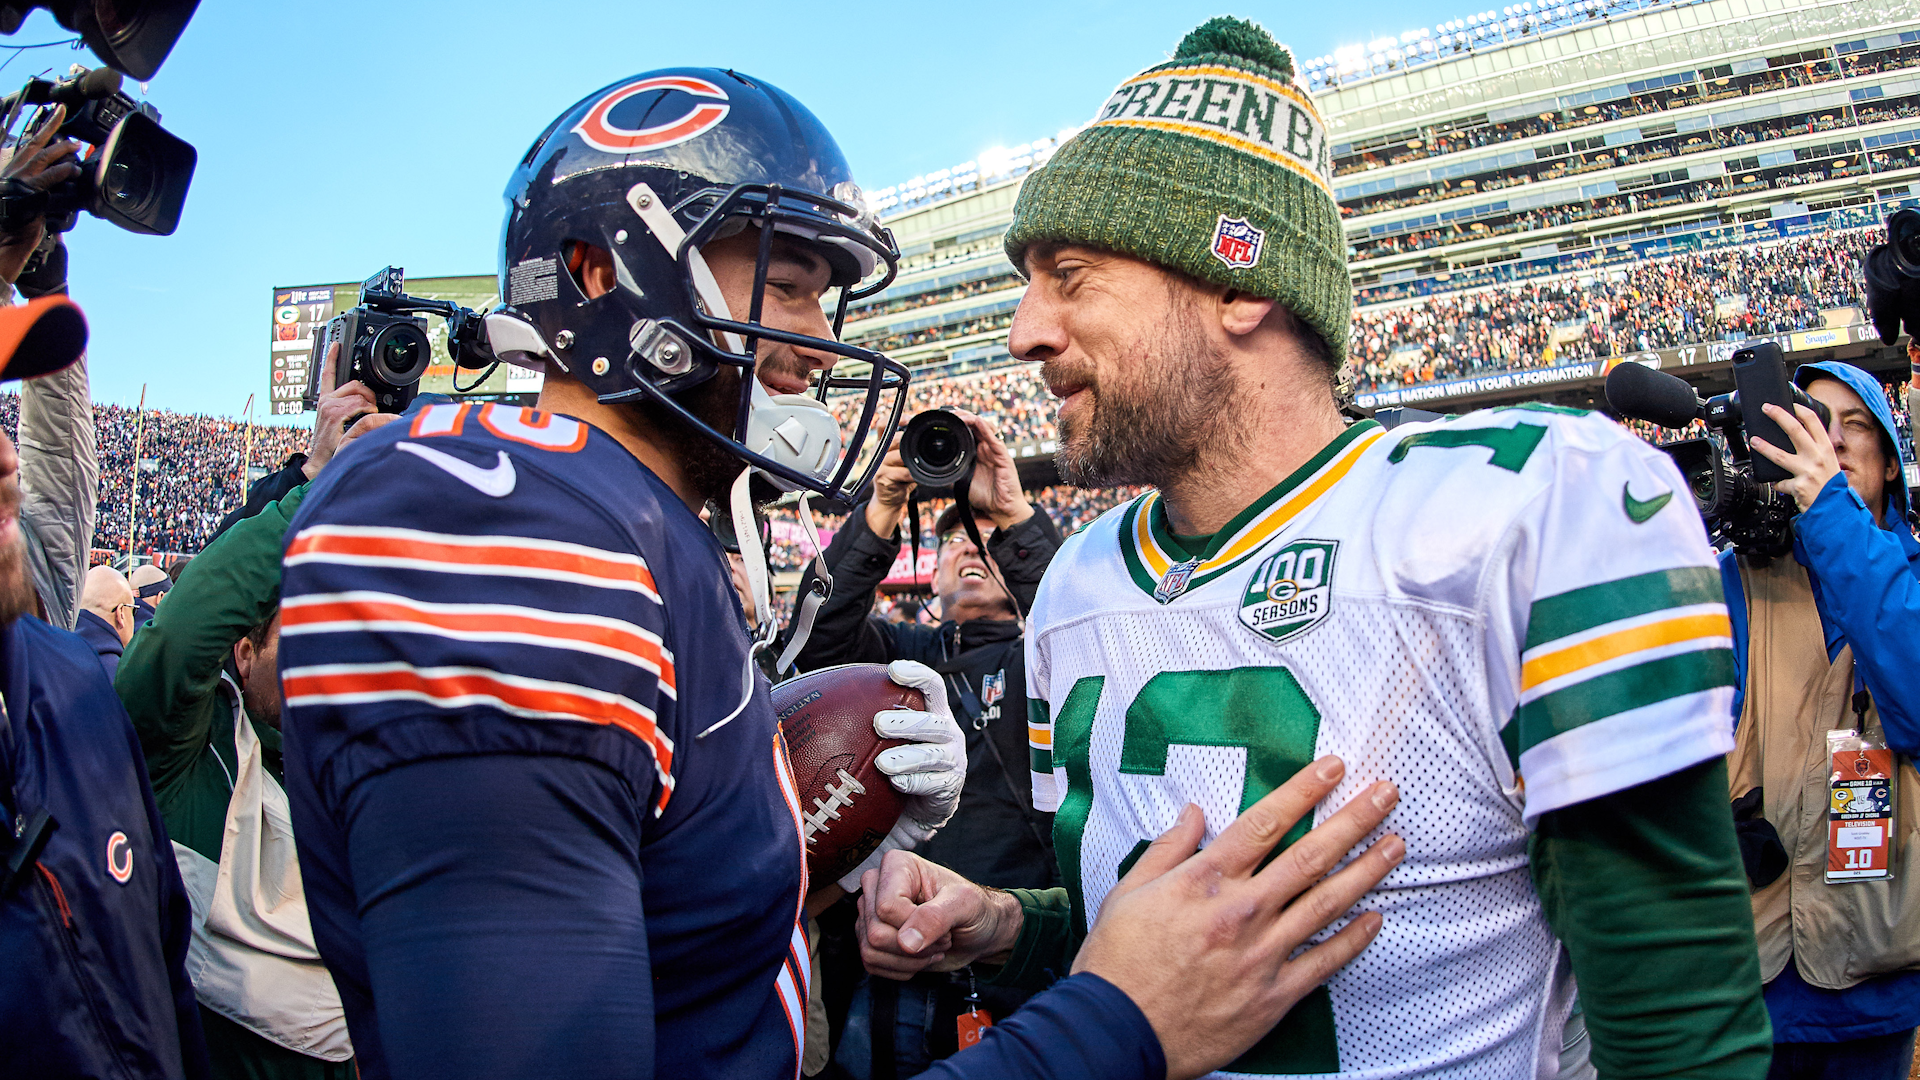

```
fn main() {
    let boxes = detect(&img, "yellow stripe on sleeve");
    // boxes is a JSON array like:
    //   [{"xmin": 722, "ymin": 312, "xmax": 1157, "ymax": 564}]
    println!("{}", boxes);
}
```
[{"xmin": 1520, "ymin": 612, "xmax": 1731, "ymax": 692}]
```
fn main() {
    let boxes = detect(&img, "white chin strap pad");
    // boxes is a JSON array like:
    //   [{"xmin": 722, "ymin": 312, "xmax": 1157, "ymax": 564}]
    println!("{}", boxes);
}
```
[{"xmin": 742, "ymin": 378, "xmax": 842, "ymax": 491}]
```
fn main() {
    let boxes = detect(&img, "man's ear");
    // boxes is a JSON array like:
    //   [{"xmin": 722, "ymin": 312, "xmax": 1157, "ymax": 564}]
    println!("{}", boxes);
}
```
[
  {"xmin": 566, "ymin": 242, "xmax": 617, "ymax": 300},
  {"xmin": 1217, "ymin": 288, "xmax": 1278, "ymax": 338},
  {"xmin": 233, "ymin": 636, "xmax": 254, "ymax": 681}
]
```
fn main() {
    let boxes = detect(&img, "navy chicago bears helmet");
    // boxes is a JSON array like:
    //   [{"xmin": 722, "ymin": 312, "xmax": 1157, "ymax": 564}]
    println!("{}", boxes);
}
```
[{"xmin": 496, "ymin": 68, "xmax": 909, "ymax": 501}]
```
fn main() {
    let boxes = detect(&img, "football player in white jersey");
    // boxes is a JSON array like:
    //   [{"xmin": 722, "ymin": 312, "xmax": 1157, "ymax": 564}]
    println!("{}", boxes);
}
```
[{"xmin": 856, "ymin": 16, "xmax": 1773, "ymax": 1079}]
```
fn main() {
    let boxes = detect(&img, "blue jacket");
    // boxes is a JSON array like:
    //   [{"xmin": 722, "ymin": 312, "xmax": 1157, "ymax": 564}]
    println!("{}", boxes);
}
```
[
  {"xmin": 74, "ymin": 607, "xmax": 124, "ymax": 681},
  {"xmin": 1721, "ymin": 360, "xmax": 1920, "ymax": 1042},
  {"xmin": 0, "ymin": 614, "xmax": 208, "ymax": 1078}
]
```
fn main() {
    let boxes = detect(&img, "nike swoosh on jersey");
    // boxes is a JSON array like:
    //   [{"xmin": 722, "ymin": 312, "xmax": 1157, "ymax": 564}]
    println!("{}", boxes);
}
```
[
  {"xmin": 1622, "ymin": 482, "xmax": 1673, "ymax": 524},
  {"xmin": 397, "ymin": 441, "xmax": 517, "ymax": 497}
]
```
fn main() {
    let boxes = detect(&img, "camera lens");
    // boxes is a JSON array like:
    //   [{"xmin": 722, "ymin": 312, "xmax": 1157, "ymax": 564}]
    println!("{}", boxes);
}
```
[
  {"xmin": 900, "ymin": 409, "xmax": 977, "ymax": 490},
  {"xmin": 102, "ymin": 143, "xmax": 156, "ymax": 212},
  {"xmin": 1687, "ymin": 465, "xmax": 1715, "ymax": 509},
  {"xmin": 370, "ymin": 323, "xmax": 431, "ymax": 385},
  {"xmin": 1890, "ymin": 209, "xmax": 1920, "ymax": 279},
  {"xmin": 919, "ymin": 427, "xmax": 961, "ymax": 469}
]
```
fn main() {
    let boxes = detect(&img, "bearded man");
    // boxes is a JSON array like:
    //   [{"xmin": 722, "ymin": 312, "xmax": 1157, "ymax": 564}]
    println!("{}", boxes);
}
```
[{"xmin": 859, "ymin": 17, "xmax": 1773, "ymax": 1079}]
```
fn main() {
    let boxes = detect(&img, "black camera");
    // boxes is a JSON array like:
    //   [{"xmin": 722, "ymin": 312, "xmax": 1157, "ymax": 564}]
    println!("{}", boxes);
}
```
[
  {"xmin": 899, "ymin": 408, "xmax": 976, "ymax": 492},
  {"xmin": 0, "ymin": 66, "xmax": 195, "ymax": 236},
  {"xmin": 0, "ymin": 1, "xmax": 200, "ymax": 80},
  {"xmin": 1863, "ymin": 208, "xmax": 1920, "ymax": 346},
  {"xmin": 303, "ymin": 267, "xmax": 439, "ymax": 415},
  {"xmin": 1606, "ymin": 341, "xmax": 1830, "ymax": 557}
]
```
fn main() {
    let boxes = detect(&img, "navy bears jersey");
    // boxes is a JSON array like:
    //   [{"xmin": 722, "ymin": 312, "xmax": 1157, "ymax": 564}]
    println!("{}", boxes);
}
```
[{"xmin": 278, "ymin": 403, "xmax": 810, "ymax": 1080}]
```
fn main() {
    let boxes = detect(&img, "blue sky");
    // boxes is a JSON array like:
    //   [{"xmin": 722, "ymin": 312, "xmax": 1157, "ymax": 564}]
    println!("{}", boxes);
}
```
[{"xmin": 33, "ymin": 0, "xmax": 1451, "ymax": 420}]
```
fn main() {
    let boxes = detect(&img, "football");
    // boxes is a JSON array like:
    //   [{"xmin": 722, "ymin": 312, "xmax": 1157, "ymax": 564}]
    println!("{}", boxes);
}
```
[{"xmin": 774, "ymin": 663, "xmax": 923, "ymax": 884}]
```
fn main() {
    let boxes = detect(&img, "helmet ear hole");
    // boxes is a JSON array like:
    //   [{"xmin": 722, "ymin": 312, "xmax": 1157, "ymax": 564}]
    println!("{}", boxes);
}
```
[{"xmin": 564, "ymin": 241, "xmax": 617, "ymax": 299}]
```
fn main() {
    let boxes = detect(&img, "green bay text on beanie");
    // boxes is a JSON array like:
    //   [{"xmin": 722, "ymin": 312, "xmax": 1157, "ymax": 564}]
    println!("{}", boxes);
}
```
[{"xmin": 1003, "ymin": 15, "xmax": 1351, "ymax": 364}]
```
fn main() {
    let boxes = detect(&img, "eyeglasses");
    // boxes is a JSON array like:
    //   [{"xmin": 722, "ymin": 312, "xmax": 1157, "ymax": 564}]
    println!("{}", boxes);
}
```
[{"xmin": 937, "ymin": 533, "xmax": 973, "ymax": 548}]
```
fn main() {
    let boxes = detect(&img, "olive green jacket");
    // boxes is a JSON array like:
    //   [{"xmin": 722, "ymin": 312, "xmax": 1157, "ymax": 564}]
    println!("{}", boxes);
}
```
[{"xmin": 116, "ymin": 483, "xmax": 351, "ymax": 1080}]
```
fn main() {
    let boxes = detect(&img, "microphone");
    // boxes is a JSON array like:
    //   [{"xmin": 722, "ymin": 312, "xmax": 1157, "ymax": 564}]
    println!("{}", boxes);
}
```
[
  {"xmin": 1605, "ymin": 361, "xmax": 1702, "ymax": 428},
  {"xmin": 45, "ymin": 67, "xmax": 123, "ymax": 108},
  {"xmin": 0, "ymin": 67, "xmax": 124, "ymax": 118}
]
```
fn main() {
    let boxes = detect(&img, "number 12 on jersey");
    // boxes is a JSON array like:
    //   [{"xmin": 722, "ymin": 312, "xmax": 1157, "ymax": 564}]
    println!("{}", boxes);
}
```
[{"xmin": 1049, "ymin": 665, "xmax": 1341, "ymax": 1073}]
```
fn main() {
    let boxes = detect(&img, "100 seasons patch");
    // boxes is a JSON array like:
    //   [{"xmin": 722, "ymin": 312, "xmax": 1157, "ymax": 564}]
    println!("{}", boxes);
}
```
[{"xmin": 1239, "ymin": 539, "xmax": 1338, "ymax": 643}]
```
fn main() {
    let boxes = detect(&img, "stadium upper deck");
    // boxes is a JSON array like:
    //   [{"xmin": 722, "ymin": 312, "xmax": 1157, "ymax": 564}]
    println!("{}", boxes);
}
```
[
  {"xmin": 1319, "ymin": 0, "xmax": 1920, "ymax": 291},
  {"xmin": 839, "ymin": 0, "xmax": 1919, "ymax": 426}
]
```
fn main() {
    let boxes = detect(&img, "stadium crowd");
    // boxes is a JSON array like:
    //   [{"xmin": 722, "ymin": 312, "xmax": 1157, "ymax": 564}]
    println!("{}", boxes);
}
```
[
  {"xmin": 1351, "ymin": 231, "xmax": 1873, "ymax": 391},
  {"xmin": 0, "ymin": 393, "xmax": 304, "ymax": 558}
]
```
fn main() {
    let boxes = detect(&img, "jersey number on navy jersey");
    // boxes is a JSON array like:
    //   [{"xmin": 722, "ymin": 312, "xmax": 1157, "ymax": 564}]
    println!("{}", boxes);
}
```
[{"xmin": 1052, "ymin": 667, "xmax": 1338, "ymax": 1073}]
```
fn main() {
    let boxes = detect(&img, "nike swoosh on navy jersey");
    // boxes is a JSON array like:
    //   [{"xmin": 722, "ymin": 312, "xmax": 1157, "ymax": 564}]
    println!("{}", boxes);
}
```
[{"xmin": 396, "ymin": 441, "xmax": 517, "ymax": 498}]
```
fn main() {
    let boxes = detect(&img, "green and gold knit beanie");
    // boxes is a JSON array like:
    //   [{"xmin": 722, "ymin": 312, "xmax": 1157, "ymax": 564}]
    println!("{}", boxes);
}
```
[{"xmin": 1004, "ymin": 15, "xmax": 1351, "ymax": 365}]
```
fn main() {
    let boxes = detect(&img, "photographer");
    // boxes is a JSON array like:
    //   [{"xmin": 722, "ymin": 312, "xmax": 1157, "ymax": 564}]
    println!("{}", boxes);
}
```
[
  {"xmin": 788, "ymin": 408, "xmax": 1062, "ymax": 1079},
  {"xmin": 3, "ymin": 108, "xmax": 97, "ymax": 631},
  {"xmin": 1723, "ymin": 360, "xmax": 1920, "ymax": 1077},
  {"xmin": 115, "ymin": 345, "xmax": 394, "ymax": 1080}
]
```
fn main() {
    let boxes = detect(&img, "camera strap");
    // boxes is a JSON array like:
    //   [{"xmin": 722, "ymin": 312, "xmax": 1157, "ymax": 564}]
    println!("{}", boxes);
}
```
[{"xmin": 903, "ymin": 465, "xmax": 1025, "ymax": 628}]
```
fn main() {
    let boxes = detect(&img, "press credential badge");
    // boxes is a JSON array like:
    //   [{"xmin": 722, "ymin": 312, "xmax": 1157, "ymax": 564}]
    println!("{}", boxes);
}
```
[{"xmin": 1827, "ymin": 727, "xmax": 1896, "ymax": 883}]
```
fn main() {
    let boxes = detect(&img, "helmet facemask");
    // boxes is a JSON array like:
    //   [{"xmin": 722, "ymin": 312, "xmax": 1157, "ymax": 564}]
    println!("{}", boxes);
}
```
[{"xmin": 616, "ymin": 180, "xmax": 909, "ymax": 505}]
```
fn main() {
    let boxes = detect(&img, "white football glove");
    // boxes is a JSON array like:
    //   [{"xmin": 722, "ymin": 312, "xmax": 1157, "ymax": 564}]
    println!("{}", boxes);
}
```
[{"xmin": 838, "ymin": 659, "xmax": 966, "ymax": 891}]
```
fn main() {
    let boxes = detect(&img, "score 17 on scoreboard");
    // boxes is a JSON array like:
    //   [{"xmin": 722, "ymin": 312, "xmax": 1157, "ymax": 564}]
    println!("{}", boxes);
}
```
[{"xmin": 269, "ymin": 286, "xmax": 336, "ymax": 416}]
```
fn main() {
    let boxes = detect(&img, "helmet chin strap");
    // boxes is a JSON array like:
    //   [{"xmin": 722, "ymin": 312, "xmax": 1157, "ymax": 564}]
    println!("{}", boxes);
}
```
[{"xmin": 698, "ymin": 467, "xmax": 833, "ymax": 740}]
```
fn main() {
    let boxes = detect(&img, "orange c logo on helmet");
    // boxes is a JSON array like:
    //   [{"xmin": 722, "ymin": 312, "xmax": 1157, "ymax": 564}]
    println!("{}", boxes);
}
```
[{"xmin": 573, "ymin": 76, "xmax": 730, "ymax": 154}]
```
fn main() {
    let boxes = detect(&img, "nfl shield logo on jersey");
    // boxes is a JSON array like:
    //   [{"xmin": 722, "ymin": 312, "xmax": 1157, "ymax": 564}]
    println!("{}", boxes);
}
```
[
  {"xmin": 1239, "ymin": 540, "xmax": 1338, "ymax": 643},
  {"xmin": 1153, "ymin": 557, "xmax": 1202, "ymax": 604},
  {"xmin": 981, "ymin": 671, "xmax": 1005, "ymax": 707},
  {"xmin": 1210, "ymin": 215, "xmax": 1265, "ymax": 269}
]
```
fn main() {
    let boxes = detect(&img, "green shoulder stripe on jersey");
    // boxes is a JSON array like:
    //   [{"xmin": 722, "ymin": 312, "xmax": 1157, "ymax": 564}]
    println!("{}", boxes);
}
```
[
  {"xmin": 1497, "ymin": 402, "xmax": 1590, "ymax": 416},
  {"xmin": 1513, "ymin": 648, "xmax": 1734, "ymax": 753},
  {"xmin": 1525, "ymin": 566, "xmax": 1722, "ymax": 651},
  {"xmin": 1387, "ymin": 422, "xmax": 1547, "ymax": 473}
]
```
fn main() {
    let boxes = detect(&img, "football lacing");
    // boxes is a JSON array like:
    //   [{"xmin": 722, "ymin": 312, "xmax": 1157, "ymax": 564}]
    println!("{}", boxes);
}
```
[{"xmin": 802, "ymin": 768, "xmax": 867, "ymax": 843}]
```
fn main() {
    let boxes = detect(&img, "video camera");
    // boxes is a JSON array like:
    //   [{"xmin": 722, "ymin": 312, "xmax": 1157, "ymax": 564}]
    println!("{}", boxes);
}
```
[
  {"xmin": 1606, "ymin": 341, "xmax": 1830, "ymax": 557},
  {"xmin": 0, "ymin": 64, "xmax": 195, "ymax": 236},
  {"xmin": 1864, "ymin": 208, "xmax": 1920, "ymax": 346},
  {"xmin": 0, "ymin": 1, "xmax": 199, "ymax": 81},
  {"xmin": 304, "ymin": 267, "xmax": 496, "ymax": 416}
]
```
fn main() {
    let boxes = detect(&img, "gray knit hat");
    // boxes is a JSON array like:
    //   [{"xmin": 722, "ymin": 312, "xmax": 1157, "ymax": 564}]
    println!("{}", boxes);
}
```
[{"xmin": 1003, "ymin": 16, "xmax": 1350, "ymax": 364}]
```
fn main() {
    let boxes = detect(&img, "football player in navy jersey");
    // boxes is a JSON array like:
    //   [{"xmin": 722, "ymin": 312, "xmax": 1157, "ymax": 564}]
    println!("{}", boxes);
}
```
[{"xmin": 277, "ymin": 69, "xmax": 1401, "ymax": 1080}]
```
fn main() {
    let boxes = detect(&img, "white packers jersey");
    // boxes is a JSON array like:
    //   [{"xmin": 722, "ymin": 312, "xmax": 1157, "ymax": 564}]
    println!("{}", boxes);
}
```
[{"xmin": 1025, "ymin": 409, "xmax": 1735, "ymax": 1079}]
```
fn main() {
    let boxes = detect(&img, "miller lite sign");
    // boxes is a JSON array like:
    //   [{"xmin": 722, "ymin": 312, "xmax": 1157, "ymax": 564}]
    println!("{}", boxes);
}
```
[{"xmin": 1210, "ymin": 214, "xmax": 1265, "ymax": 269}]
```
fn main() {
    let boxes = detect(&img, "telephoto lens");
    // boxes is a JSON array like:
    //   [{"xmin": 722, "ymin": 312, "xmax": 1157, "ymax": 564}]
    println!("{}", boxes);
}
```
[{"xmin": 899, "ymin": 408, "xmax": 976, "ymax": 491}]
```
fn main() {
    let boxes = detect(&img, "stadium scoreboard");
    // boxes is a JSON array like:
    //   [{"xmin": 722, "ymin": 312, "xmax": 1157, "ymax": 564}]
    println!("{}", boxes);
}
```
[{"xmin": 268, "ymin": 275, "xmax": 542, "ymax": 416}]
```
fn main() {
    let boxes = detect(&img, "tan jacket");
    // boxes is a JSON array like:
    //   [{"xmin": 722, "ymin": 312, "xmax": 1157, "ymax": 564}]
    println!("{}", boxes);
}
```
[{"xmin": 1728, "ymin": 554, "xmax": 1920, "ymax": 989}]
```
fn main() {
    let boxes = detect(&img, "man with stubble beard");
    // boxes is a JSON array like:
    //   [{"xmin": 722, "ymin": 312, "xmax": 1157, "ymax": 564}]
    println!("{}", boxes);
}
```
[
  {"xmin": 0, "ymin": 295, "xmax": 209, "ymax": 1080},
  {"xmin": 859, "ymin": 17, "xmax": 1771, "ymax": 1079}
]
